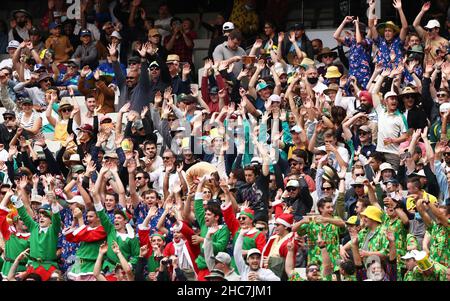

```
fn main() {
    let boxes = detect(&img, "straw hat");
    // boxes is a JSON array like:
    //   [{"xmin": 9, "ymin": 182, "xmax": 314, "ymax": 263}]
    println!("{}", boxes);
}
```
[{"xmin": 376, "ymin": 21, "xmax": 400, "ymax": 36}]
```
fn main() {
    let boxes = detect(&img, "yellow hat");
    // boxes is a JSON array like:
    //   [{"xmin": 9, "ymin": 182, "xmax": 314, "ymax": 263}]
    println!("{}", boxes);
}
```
[
  {"xmin": 325, "ymin": 66, "xmax": 342, "ymax": 79},
  {"xmin": 121, "ymin": 138, "xmax": 133, "ymax": 152},
  {"xmin": 376, "ymin": 21, "xmax": 400, "ymax": 37},
  {"xmin": 361, "ymin": 205, "xmax": 383, "ymax": 223},
  {"xmin": 300, "ymin": 58, "xmax": 315, "ymax": 69},
  {"xmin": 414, "ymin": 251, "xmax": 434, "ymax": 272},
  {"xmin": 406, "ymin": 193, "xmax": 438, "ymax": 211},
  {"xmin": 181, "ymin": 137, "xmax": 190, "ymax": 149},
  {"xmin": 209, "ymin": 128, "xmax": 223, "ymax": 141},
  {"xmin": 346, "ymin": 215, "xmax": 359, "ymax": 225}
]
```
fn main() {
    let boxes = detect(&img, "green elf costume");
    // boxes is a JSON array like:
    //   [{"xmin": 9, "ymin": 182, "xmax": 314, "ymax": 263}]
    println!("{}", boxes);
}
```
[
  {"xmin": 220, "ymin": 203, "xmax": 266, "ymax": 273},
  {"xmin": 0, "ymin": 205, "xmax": 30, "ymax": 278},
  {"xmin": 95, "ymin": 203, "xmax": 140, "ymax": 281},
  {"xmin": 13, "ymin": 197, "xmax": 61, "ymax": 281},
  {"xmin": 64, "ymin": 224, "xmax": 107, "ymax": 280},
  {"xmin": 137, "ymin": 225, "xmax": 166, "ymax": 273},
  {"xmin": 194, "ymin": 193, "xmax": 230, "ymax": 281}
]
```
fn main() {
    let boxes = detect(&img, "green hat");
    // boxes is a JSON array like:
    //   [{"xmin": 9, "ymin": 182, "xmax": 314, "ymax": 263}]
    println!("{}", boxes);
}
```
[
  {"xmin": 72, "ymin": 164, "xmax": 85, "ymax": 173},
  {"xmin": 239, "ymin": 208, "xmax": 255, "ymax": 220}
]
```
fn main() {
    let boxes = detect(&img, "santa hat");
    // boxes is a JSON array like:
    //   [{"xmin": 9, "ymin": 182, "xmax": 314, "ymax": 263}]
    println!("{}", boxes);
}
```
[
  {"xmin": 275, "ymin": 213, "xmax": 294, "ymax": 228},
  {"xmin": 239, "ymin": 208, "xmax": 255, "ymax": 220}
]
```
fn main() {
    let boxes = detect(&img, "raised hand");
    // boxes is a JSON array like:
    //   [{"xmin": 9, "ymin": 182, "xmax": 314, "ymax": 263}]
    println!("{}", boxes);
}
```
[
  {"xmin": 80, "ymin": 66, "xmax": 92, "ymax": 78},
  {"xmin": 288, "ymin": 31, "xmax": 296, "ymax": 43},
  {"xmin": 253, "ymin": 39, "xmax": 263, "ymax": 49},
  {"xmin": 137, "ymin": 43, "xmax": 147, "ymax": 57},
  {"xmin": 182, "ymin": 63, "xmax": 191, "ymax": 77},
  {"xmin": 344, "ymin": 16, "xmax": 354, "ymax": 24},
  {"xmin": 119, "ymin": 102, "xmax": 131, "ymax": 113},
  {"xmin": 392, "ymin": 0, "xmax": 402, "ymax": 10},
  {"xmin": 99, "ymin": 242, "xmax": 108, "ymax": 255},
  {"xmin": 107, "ymin": 43, "xmax": 118, "ymax": 57}
]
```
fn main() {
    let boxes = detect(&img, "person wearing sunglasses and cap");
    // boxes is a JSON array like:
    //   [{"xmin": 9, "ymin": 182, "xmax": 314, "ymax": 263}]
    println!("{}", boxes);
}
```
[
  {"xmin": 413, "ymin": 2, "xmax": 449, "ymax": 63},
  {"xmin": 430, "ymin": 102, "xmax": 450, "ymax": 146}
]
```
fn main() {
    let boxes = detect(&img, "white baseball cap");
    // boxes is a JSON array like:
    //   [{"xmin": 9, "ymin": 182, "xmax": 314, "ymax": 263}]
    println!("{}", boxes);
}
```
[
  {"xmin": 440, "ymin": 102, "xmax": 450, "ymax": 113},
  {"xmin": 246, "ymin": 248, "xmax": 262, "ymax": 258},
  {"xmin": 7, "ymin": 40, "xmax": 20, "ymax": 51},
  {"xmin": 384, "ymin": 91, "xmax": 398, "ymax": 99},
  {"xmin": 268, "ymin": 94, "xmax": 281, "ymax": 102},
  {"xmin": 222, "ymin": 22, "xmax": 234, "ymax": 31},
  {"xmin": 401, "ymin": 250, "xmax": 419, "ymax": 260},
  {"xmin": 66, "ymin": 195, "xmax": 86, "ymax": 207},
  {"xmin": 111, "ymin": 30, "xmax": 122, "ymax": 39},
  {"xmin": 424, "ymin": 19, "xmax": 440, "ymax": 29}
]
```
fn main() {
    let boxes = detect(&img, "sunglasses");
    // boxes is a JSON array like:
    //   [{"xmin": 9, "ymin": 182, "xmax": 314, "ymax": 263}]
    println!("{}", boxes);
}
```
[
  {"xmin": 354, "ymin": 173, "xmax": 365, "ymax": 177},
  {"xmin": 61, "ymin": 108, "xmax": 72, "ymax": 113},
  {"xmin": 135, "ymin": 176, "xmax": 143, "ymax": 180},
  {"xmin": 322, "ymin": 54, "xmax": 334, "ymax": 59},
  {"xmin": 307, "ymin": 267, "xmax": 319, "ymax": 273},
  {"xmin": 437, "ymin": 93, "xmax": 447, "ymax": 97},
  {"xmin": 290, "ymin": 161, "xmax": 299, "ymax": 166},
  {"xmin": 149, "ymin": 66, "xmax": 160, "ymax": 71},
  {"xmin": 426, "ymin": 28, "xmax": 436, "ymax": 32},
  {"xmin": 322, "ymin": 186, "xmax": 332, "ymax": 191},
  {"xmin": 358, "ymin": 131, "xmax": 368, "ymax": 136},
  {"xmin": 256, "ymin": 227, "xmax": 266, "ymax": 231},
  {"xmin": 126, "ymin": 76, "xmax": 136, "ymax": 80},
  {"xmin": 168, "ymin": 118, "xmax": 176, "ymax": 122},
  {"xmin": 129, "ymin": 62, "xmax": 138, "ymax": 66},
  {"xmin": 162, "ymin": 157, "xmax": 173, "ymax": 160},
  {"xmin": 4, "ymin": 116, "xmax": 15, "ymax": 120},
  {"xmin": 286, "ymin": 187, "xmax": 297, "ymax": 192}
]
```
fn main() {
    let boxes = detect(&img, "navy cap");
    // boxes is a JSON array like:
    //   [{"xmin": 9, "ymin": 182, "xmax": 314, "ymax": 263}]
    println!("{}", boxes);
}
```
[
  {"xmin": 80, "ymin": 29, "xmax": 92, "ymax": 37},
  {"xmin": 49, "ymin": 22, "xmax": 61, "ymax": 30}
]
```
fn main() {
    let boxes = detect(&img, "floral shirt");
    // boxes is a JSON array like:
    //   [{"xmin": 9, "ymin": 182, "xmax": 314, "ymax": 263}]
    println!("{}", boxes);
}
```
[
  {"xmin": 344, "ymin": 36, "xmax": 372, "ymax": 89},
  {"xmin": 427, "ymin": 220, "xmax": 449, "ymax": 267},
  {"xmin": 381, "ymin": 214, "xmax": 408, "ymax": 279},
  {"xmin": 58, "ymin": 207, "xmax": 79, "ymax": 272},
  {"xmin": 374, "ymin": 36, "xmax": 404, "ymax": 70},
  {"xmin": 133, "ymin": 203, "xmax": 174, "ymax": 242},
  {"xmin": 299, "ymin": 218, "xmax": 345, "ymax": 272},
  {"xmin": 358, "ymin": 225, "xmax": 389, "ymax": 256}
]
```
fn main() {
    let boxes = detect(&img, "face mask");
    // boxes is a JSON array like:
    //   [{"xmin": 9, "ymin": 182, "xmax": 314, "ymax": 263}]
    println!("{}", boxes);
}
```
[
  {"xmin": 414, "ymin": 212, "xmax": 422, "ymax": 221},
  {"xmin": 307, "ymin": 77, "xmax": 319, "ymax": 85}
]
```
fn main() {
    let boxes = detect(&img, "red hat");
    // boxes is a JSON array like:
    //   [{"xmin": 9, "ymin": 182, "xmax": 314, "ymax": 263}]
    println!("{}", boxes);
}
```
[
  {"xmin": 239, "ymin": 208, "xmax": 255, "ymax": 220},
  {"xmin": 77, "ymin": 124, "xmax": 94, "ymax": 133},
  {"xmin": 275, "ymin": 213, "xmax": 294, "ymax": 228},
  {"xmin": 358, "ymin": 91, "xmax": 373, "ymax": 106}
]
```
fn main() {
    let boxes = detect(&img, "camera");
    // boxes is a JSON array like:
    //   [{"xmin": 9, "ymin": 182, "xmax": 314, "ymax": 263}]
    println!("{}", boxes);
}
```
[{"xmin": 161, "ymin": 259, "xmax": 172, "ymax": 265}]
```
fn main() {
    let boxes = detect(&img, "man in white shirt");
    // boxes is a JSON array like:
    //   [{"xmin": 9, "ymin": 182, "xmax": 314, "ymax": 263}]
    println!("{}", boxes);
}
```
[
  {"xmin": 212, "ymin": 30, "xmax": 247, "ymax": 77},
  {"xmin": 149, "ymin": 149, "xmax": 186, "ymax": 195},
  {"xmin": 233, "ymin": 229, "xmax": 280, "ymax": 281},
  {"xmin": 374, "ymin": 91, "xmax": 408, "ymax": 170},
  {"xmin": 305, "ymin": 66, "xmax": 328, "ymax": 94}
]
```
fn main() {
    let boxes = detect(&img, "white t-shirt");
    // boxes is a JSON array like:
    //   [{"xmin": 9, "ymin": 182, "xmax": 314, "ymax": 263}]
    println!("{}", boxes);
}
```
[{"xmin": 375, "ymin": 106, "xmax": 407, "ymax": 154}]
